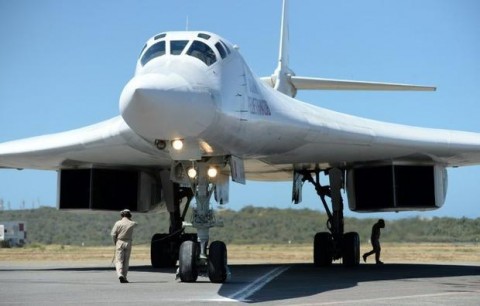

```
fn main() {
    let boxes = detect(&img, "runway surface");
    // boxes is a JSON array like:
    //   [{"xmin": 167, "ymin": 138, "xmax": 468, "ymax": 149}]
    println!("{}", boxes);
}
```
[{"xmin": 0, "ymin": 261, "xmax": 479, "ymax": 305}]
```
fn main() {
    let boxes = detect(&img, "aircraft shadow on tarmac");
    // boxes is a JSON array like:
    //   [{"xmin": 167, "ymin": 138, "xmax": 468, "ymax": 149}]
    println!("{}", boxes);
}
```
[
  {"xmin": 218, "ymin": 263, "xmax": 480, "ymax": 303},
  {"xmin": 1, "ymin": 263, "xmax": 478, "ymax": 303}
]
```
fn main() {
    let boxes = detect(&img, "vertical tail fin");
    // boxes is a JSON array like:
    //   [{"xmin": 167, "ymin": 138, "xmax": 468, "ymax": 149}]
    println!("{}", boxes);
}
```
[
  {"xmin": 271, "ymin": 0, "xmax": 297, "ymax": 97},
  {"xmin": 277, "ymin": 0, "xmax": 289, "ymax": 75}
]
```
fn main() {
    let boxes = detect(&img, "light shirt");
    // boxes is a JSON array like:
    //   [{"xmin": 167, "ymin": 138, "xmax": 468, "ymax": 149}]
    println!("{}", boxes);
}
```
[{"xmin": 111, "ymin": 217, "xmax": 137, "ymax": 243}]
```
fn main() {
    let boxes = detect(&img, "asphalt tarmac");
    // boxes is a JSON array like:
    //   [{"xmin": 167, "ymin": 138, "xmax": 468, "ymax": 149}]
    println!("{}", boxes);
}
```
[{"xmin": 0, "ymin": 261, "xmax": 479, "ymax": 305}]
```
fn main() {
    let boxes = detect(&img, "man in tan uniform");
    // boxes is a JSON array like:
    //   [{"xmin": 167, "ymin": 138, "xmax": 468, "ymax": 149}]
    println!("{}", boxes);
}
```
[{"xmin": 111, "ymin": 209, "xmax": 137, "ymax": 283}]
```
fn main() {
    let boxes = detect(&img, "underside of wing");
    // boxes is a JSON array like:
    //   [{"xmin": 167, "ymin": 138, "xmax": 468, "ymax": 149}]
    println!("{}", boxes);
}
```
[{"xmin": 0, "ymin": 116, "xmax": 170, "ymax": 170}]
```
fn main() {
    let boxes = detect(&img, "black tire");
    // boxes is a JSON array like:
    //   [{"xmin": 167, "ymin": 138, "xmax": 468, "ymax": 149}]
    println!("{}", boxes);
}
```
[
  {"xmin": 151, "ymin": 233, "xmax": 177, "ymax": 268},
  {"xmin": 342, "ymin": 232, "xmax": 360, "ymax": 266},
  {"xmin": 208, "ymin": 241, "xmax": 228, "ymax": 283},
  {"xmin": 314, "ymin": 232, "xmax": 333, "ymax": 266},
  {"xmin": 179, "ymin": 240, "xmax": 199, "ymax": 282}
]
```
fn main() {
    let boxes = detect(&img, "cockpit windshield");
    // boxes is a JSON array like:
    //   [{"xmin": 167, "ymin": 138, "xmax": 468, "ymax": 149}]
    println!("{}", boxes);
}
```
[
  {"xmin": 141, "ymin": 41, "xmax": 165, "ymax": 66},
  {"xmin": 170, "ymin": 40, "xmax": 189, "ymax": 55},
  {"xmin": 140, "ymin": 33, "xmax": 228, "ymax": 67},
  {"xmin": 186, "ymin": 41, "xmax": 216, "ymax": 66}
]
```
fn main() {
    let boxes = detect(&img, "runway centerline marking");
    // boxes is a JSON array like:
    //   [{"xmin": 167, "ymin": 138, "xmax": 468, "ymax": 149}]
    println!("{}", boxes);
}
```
[{"xmin": 224, "ymin": 265, "xmax": 291, "ymax": 302}]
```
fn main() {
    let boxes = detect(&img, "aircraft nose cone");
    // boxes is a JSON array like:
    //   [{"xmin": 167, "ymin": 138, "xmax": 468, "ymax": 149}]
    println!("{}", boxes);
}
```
[{"xmin": 120, "ymin": 73, "xmax": 216, "ymax": 140}]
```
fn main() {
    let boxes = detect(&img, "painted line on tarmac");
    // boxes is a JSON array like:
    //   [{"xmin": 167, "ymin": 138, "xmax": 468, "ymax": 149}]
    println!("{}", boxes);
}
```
[{"xmin": 223, "ymin": 265, "xmax": 291, "ymax": 302}]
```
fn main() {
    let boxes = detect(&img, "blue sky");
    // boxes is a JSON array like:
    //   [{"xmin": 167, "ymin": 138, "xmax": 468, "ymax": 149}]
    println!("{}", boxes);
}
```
[{"xmin": 0, "ymin": 0, "xmax": 479, "ymax": 219}]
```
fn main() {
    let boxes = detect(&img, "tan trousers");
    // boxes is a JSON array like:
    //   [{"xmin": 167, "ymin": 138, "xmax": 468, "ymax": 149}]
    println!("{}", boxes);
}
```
[{"xmin": 115, "ymin": 240, "xmax": 132, "ymax": 278}]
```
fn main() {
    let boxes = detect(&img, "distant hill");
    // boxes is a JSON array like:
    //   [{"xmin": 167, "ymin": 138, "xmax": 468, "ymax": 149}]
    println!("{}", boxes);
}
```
[{"xmin": 1, "ymin": 206, "xmax": 479, "ymax": 246}]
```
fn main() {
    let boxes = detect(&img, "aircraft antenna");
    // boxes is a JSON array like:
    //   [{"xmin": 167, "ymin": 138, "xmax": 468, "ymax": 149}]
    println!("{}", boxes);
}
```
[{"xmin": 186, "ymin": 16, "xmax": 189, "ymax": 31}]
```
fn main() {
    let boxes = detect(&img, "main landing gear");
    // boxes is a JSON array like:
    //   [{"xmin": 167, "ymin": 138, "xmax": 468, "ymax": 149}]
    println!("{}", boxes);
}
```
[
  {"xmin": 300, "ymin": 168, "xmax": 360, "ymax": 267},
  {"xmin": 150, "ymin": 162, "xmax": 229, "ymax": 283},
  {"xmin": 150, "ymin": 176, "xmax": 197, "ymax": 269},
  {"xmin": 151, "ymin": 232, "xmax": 198, "ymax": 268}
]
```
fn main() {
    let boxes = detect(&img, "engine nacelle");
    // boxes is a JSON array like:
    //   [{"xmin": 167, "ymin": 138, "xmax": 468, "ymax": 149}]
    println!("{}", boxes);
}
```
[
  {"xmin": 347, "ymin": 164, "xmax": 447, "ymax": 212},
  {"xmin": 57, "ymin": 169, "xmax": 163, "ymax": 212}
]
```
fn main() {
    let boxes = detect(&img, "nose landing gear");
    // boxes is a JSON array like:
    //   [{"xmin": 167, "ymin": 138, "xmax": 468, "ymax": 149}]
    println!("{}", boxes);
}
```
[{"xmin": 176, "ymin": 162, "xmax": 230, "ymax": 283}]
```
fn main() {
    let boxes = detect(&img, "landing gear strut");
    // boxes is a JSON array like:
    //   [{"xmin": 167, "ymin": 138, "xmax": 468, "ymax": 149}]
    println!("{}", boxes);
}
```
[
  {"xmin": 150, "ymin": 176, "xmax": 197, "ymax": 268},
  {"xmin": 150, "ymin": 160, "xmax": 229, "ymax": 283},
  {"xmin": 177, "ymin": 161, "xmax": 229, "ymax": 283},
  {"xmin": 300, "ymin": 168, "xmax": 360, "ymax": 266}
]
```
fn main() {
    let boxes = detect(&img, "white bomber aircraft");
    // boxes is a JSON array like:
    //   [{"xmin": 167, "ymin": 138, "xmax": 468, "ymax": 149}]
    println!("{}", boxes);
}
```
[{"xmin": 1, "ymin": 0, "xmax": 480, "ymax": 283}]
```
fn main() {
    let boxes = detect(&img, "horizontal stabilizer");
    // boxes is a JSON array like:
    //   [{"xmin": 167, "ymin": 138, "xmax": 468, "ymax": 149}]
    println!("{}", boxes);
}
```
[
  {"xmin": 291, "ymin": 76, "xmax": 436, "ymax": 91},
  {"xmin": 264, "ymin": 0, "xmax": 436, "ymax": 96}
]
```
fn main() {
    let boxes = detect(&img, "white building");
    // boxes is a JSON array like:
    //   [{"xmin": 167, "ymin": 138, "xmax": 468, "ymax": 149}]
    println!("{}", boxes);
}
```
[{"xmin": 0, "ymin": 221, "xmax": 27, "ymax": 247}]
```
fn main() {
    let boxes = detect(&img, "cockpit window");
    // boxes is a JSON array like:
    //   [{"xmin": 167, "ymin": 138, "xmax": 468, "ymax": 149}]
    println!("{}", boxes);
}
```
[
  {"xmin": 197, "ymin": 33, "xmax": 211, "ymax": 40},
  {"xmin": 139, "ymin": 44, "xmax": 147, "ymax": 58},
  {"xmin": 154, "ymin": 33, "xmax": 166, "ymax": 40},
  {"xmin": 170, "ymin": 40, "xmax": 189, "ymax": 55},
  {"xmin": 220, "ymin": 40, "xmax": 231, "ymax": 54},
  {"xmin": 187, "ymin": 40, "xmax": 217, "ymax": 66},
  {"xmin": 215, "ymin": 42, "xmax": 227, "ymax": 59},
  {"xmin": 141, "ymin": 40, "xmax": 166, "ymax": 66}
]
